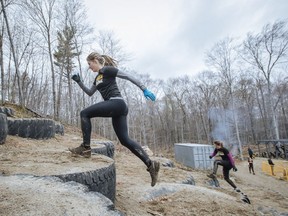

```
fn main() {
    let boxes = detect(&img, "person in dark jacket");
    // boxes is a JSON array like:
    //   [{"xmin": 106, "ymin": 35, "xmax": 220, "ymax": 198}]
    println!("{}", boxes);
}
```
[
  {"xmin": 69, "ymin": 52, "xmax": 160, "ymax": 187},
  {"xmin": 268, "ymin": 155, "xmax": 275, "ymax": 176},
  {"xmin": 208, "ymin": 140, "xmax": 240, "ymax": 191},
  {"xmin": 248, "ymin": 147, "xmax": 254, "ymax": 158}
]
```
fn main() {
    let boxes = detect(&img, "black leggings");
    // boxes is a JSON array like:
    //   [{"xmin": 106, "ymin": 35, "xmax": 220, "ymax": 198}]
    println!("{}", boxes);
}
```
[
  {"xmin": 249, "ymin": 163, "xmax": 254, "ymax": 173},
  {"xmin": 80, "ymin": 99, "xmax": 151, "ymax": 167},
  {"xmin": 213, "ymin": 160, "xmax": 237, "ymax": 189}
]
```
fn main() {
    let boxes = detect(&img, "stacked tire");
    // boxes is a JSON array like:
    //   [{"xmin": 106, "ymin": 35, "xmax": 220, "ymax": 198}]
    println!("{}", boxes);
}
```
[
  {"xmin": 0, "ymin": 113, "xmax": 8, "ymax": 144},
  {"xmin": 91, "ymin": 140, "xmax": 115, "ymax": 158},
  {"xmin": 55, "ymin": 163, "xmax": 116, "ymax": 202},
  {"xmin": 55, "ymin": 122, "xmax": 64, "ymax": 135},
  {"xmin": 0, "ymin": 106, "xmax": 14, "ymax": 117},
  {"xmin": 7, "ymin": 118, "xmax": 56, "ymax": 139}
]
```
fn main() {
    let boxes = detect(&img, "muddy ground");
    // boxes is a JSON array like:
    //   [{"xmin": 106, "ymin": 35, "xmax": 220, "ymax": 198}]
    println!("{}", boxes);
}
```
[{"xmin": 0, "ymin": 129, "xmax": 287, "ymax": 216}]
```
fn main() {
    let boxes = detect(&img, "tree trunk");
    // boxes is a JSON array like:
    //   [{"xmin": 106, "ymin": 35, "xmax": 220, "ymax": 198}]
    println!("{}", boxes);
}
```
[
  {"xmin": 280, "ymin": 96, "xmax": 288, "ymax": 138},
  {"xmin": 47, "ymin": 33, "xmax": 57, "ymax": 119},
  {"xmin": 1, "ymin": 0, "xmax": 23, "ymax": 106},
  {"xmin": 267, "ymin": 81, "xmax": 280, "ymax": 139},
  {"xmin": 67, "ymin": 70, "xmax": 74, "ymax": 124},
  {"xmin": 0, "ymin": 29, "xmax": 4, "ymax": 105},
  {"xmin": 56, "ymin": 65, "xmax": 64, "ymax": 121},
  {"xmin": 257, "ymin": 84, "xmax": 269, "ymax": 139}
]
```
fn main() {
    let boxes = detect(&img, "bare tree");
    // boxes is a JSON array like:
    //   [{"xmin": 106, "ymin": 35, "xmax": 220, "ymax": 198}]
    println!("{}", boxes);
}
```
[
  {"xmin": 234, "ymin": 75, "xmax": 257, "ymax": 143},
  {"xmin": 193, "ymin": 70, "xmax": 220, "ymax": 143},
  {"xmin": 205, "ymin": 37, "xmax": 244, "ymax": 159},
  {"xmin": 273, "ymin": 78, "xmax": 288, "ymax": 138},
  {"xmin": 0, "ymin": 19, "xmax": 4, "ymax": 104},
  {"xmin": 242, "ymin": 20, "xmax": 288, "ymax": 140},
  {"xmin": 1, "ymin": 0, "xmax": 23, "ymax": 105},
  {"xmin": 22, "ymin": 0, "xmax": 57, "ymax": 118},
  {"xmin": 162, "ymin": 77, "xmax": 190, "ymax": 144},
  {"xmin": 97, "ymin": 30, "xmax": 130, "ymax": 64}
]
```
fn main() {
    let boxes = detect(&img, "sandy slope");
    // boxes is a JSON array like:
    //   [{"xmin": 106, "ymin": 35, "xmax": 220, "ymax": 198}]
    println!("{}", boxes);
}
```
[
  {"xmin": 114, "ymin": 148, "xmax": 288, "ymax": 216},
  {"xmin": 0, "ymin": 133, "xmax": 287, "ymax": 216}
]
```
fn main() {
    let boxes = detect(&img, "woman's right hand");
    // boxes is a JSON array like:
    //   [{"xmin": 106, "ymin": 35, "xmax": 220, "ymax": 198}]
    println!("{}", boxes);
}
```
[{"xmin": 143, "ymin": 89, "xmax": 156, "ymax": 101}]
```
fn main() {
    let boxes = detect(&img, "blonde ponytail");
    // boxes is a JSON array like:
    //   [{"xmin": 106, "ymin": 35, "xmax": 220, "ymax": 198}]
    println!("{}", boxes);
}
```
[{"xmin": 86, "ymin": 52, "xmax": 118, "ymax": 67}]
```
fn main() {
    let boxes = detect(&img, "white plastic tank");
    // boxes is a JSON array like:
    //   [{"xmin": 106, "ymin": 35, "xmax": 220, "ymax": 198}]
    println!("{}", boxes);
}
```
[{"xmin": 174, "ymin": 143, "xmax": 214, "ymax": 169}]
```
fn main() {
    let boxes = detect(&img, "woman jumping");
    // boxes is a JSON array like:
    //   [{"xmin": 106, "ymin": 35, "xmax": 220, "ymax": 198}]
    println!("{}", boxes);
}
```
[
  {"xmin": 69, "ymin": 52, "xmax": 160, "ymax": 187},
  {"xmin": 207, "ymin": 140, "xmax": 240, "ymax": 192}
]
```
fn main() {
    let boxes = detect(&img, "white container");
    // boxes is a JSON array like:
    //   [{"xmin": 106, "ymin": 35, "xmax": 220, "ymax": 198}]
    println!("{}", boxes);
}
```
[{"xmin": 174, "ymin": 143, "xmax": 214, "ymax": 170}]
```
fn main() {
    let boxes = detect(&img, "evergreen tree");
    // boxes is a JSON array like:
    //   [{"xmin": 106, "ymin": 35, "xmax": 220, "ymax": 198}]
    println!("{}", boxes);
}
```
[{"xmin": 53, "ymin": 25, "xmax": 80, "ymax": 121}]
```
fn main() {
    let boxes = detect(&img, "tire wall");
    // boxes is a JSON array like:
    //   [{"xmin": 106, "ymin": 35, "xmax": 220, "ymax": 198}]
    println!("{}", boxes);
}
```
[
  {"xmin": 91, "ymin": 141, "xmax": 115, "ymax": 158},
  {"xmin": 55, "ymin": 122, "xmax": 64, "ymax": 135},
  {"xmin": 7, "ymin": 118, "xmax": 57, "ymax": 139},
  {"xmin": 55, "ymin": 163, "xmax": 116, "ymax": 202},
  {"xmin": 0, "ymin": 113, "xmax": 8, "ymax": 144},
  {"xmin": 0, "ymin": 106, "xmax": 14, "ymax": 117}
]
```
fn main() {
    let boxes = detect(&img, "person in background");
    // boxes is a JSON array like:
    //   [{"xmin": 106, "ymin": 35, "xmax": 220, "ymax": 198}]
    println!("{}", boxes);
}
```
[
  {"xmin": 248, "ymin": 146, "xmax": 254, "ymax": 158},
  {"xmin": 69, "ymin": 51, "xmax": 160, "ymax": 187},
  {"xmin": 207, "ymin": 140, "xmax": 240, "ymax": 192},
  {"xmin": 268, "ymin": 155, "xmax": 275, "ymax": 176},
  {"xmin": 248, "ymin": 156, "xmax": 255, "ymax": 175}
]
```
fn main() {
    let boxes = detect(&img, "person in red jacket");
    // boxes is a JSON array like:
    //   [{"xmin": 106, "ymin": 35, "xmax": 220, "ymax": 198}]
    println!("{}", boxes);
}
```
[
  {"xmin": 248, "ymin": 156, "xmax": 255, "ymax": 175},
  {"xmin": 207, "ymin": 140, "xmax": 240, "ymax": 192}
]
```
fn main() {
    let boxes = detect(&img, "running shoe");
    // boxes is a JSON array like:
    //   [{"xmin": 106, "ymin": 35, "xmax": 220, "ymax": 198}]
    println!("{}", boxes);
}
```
[
  {"xmin": 69, "ymin": 144, "xmax": 91, "ymax": 158},
  {"xmin": 147, "ymin": 160, "xmax": 160, "ymax": 187}
]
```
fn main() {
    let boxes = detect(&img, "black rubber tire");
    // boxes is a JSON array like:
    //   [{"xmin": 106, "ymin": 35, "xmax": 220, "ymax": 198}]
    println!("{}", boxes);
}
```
[
  {"xmin": 91, "ymin": 140, "xmax": 115, "ymax": 158},
  {"xmin": 7, "ymin": 118, "xmax": 20, "ymax": 135},
  {"xmin": 55, "ymin": 163, "xmax": 116, "ymax": 202},
  {"xmin": 0, "ymin": 106, "xmax": 14, "ymax": 117},
  {"xmin": 182, "ymin": 175, "xmax": 195, "ymax": 185},
  {"xmin": 7, "ymin": 118, "xmax": 56, "ymax": 139},
  {"xmin": 42, "ymin": 119, "xmax": 55, "ymax": 139},
  {"xmin": 18, "ymin": 119, "xmax": 31, "ymax": 138},
  {"xmin": 0, "ymin": 113, "xmax": 8, "ymax": 144},
  {"xmin": 207, "ymin": 178, "xmax": 220, "ymax": 187},
  {"xmin": 55, "ymin": 122, "xmax": 64, "ymax": 135}
]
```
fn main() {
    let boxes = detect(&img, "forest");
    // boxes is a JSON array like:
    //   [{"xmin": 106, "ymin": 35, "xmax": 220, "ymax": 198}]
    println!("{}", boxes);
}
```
[{"xmin": 1, "ymin": 0, "xmax": 288, "ymax": 158}]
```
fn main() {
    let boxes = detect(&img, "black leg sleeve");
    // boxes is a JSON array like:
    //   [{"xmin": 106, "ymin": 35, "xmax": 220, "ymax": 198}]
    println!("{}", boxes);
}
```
[
  {"xmin": 112, "ymin": 115, "xmax": 151, "ymax": 167},
  {"xmin": 223, "ymin": 167, "xmax": 237, "ymax": 189},
  {"xmin": 213, "ymin": 160, "xmax": 224, "ymax": 174}
]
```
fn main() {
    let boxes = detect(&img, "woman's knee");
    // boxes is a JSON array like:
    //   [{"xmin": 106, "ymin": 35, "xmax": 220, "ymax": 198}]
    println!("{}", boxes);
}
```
[
  {"xmin": 118, "ymin": 137, "xmax": 132, "ymax": 148},
  {"xmin": 80, "ymin": 109, "xmax": 88, "ymax": 118},
  {"xmin": 224, "ymin": 176, "xmax": 230, "ymax": 181}
]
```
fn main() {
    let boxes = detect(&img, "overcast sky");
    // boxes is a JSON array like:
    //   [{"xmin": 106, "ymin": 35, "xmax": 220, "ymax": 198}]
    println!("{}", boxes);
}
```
[{"xmin": 83, "ymin": 0, "xmax": 288, "ymax": 80}]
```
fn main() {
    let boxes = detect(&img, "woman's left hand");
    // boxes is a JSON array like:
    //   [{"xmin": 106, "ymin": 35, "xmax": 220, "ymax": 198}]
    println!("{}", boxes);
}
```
[{"xmin": 143, "ymin": 89, "xmax": 156, "ymax": 101}]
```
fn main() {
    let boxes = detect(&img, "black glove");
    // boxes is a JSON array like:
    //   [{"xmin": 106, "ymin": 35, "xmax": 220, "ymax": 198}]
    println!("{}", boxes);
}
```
[
  {"xmin": 72, "ymin": 74, "xmax": 81, "ymax": 83},
  {"xmin": 233, "ymin": 167, "xmax": 238, "ymax": 172},
  {"xmin": 209, "ymin": 156, "xmax": 212, "ymax": 159}
]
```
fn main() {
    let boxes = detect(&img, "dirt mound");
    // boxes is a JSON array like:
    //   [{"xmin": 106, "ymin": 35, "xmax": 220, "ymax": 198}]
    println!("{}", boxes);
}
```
[
  {"xmin": 0, "ymin": 130, "xmax": 288, "ymax": 215},
  {"xmin": 0, "ymin": 175, "xmax": 121, "ymax": 216},
  {"xmin": 1, "ymin": 102, "xmax": 43, "ymax": 118}
]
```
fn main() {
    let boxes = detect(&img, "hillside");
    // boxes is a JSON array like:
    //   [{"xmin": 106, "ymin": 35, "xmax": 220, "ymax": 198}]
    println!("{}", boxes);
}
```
[
  {"xmin": 0, "ymin": 104, "xmax": 287, "ymax": 215},
  {"xmin": 0, "ymin": 131, "xmax": 287, "ymax": 215}
]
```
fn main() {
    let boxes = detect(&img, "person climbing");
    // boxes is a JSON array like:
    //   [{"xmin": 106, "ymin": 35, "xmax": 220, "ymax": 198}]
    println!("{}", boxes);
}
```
[
  {"xmin": 69, "ymin": 51, "xmax": 160, "ymax": 187},
  {"xmin": 207, "ymin": 140, "xmax": 240, "ymax": 192}
]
